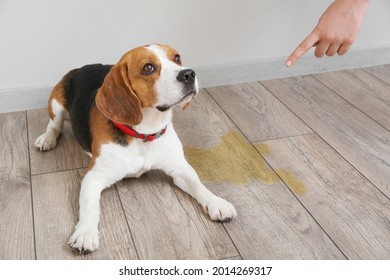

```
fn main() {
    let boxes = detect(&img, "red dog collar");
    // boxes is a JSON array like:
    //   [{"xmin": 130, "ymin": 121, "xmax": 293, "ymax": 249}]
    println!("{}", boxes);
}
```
[{"xmin": 112, "ymin": 121, "xmax": 167, "ymax": 142}]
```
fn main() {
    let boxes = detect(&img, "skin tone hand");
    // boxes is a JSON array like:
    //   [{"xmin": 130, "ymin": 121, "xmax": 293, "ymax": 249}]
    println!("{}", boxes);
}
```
[{"xmin": 286, "ymin": 0, "xmax": 370, "ymax": 67}]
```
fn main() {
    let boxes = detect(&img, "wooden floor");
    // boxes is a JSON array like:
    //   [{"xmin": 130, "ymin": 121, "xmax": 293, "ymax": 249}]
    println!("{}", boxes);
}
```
[{"xmin": 1, "ymin": 65, "xmax": 390, "ymax": 260}]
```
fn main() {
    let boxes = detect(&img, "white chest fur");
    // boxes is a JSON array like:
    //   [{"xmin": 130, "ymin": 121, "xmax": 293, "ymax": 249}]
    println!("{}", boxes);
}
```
[{"xmin": 94, "ymin": 123, "xmax": 182, "ymax": 180}]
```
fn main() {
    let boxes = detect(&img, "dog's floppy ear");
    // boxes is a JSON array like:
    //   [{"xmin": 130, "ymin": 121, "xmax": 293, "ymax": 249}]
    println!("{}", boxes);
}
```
[{"xmin": 96, "ymin": 63, "xmax": 142, "ymax": 125}]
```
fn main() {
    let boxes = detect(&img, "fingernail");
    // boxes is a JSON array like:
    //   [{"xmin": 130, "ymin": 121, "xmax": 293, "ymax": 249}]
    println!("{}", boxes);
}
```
[{"xmin": 286, "ymin": 60, "xmax": 292, "ymax": 67}]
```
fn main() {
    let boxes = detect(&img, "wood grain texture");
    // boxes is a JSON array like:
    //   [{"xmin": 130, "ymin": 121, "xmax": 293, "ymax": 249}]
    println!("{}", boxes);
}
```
[
  {"xmin": 206, "ymin": 82, "xmax": 312, "ymax": 142},
  {"xmin": 0, "ymin": 111, "xmax": 35, "ymax": 259},
  {"xmin": 262, "ymin": 76, "xmax": 390, "ymax": 197},
  {"xmin": 364, "ymin": 64, "xmax": 390, "ymax": 85},
  {"xmin": 173, "ymin": 91, "xmax": 344, "ymax": 259},
  {"xmin": 117, "ymin": 170, "xmax": 237, "ymax": 260},
  {"xmin": 314, "ymin": 69, "xmax": 390, "ymax": 130},
  {"xmin": 258, "ymin": 134, "xmax": 390, "ymax": 259},
  {"xmin": 27, "ymin": 108, "xmax": 89, "ymax": 175},
  {"xmin": 32, "ymin": 169, "xmax": 138, "ymax": 259}
]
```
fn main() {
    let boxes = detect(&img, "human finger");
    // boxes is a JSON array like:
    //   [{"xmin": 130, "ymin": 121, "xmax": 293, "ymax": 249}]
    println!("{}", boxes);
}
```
[
  {"xmin": 286, "ymin": 32, "xmax": 320, "ymax": 67},
  {"xmin": 337, "ymin": 42, "xmax": 352, "ymax": 55},
  {"xmin": 314, "ymin": 40, "xmax": 331, "ymax": 58},
  {"xmin": 326, "ymin": 43, "xmax": 341, "ymax": 57}
]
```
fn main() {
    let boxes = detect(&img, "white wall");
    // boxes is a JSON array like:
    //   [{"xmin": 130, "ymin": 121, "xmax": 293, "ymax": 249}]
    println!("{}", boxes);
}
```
[{"xmin": 1, "ymin": 0, "xmax": 390, "ymax": 91}]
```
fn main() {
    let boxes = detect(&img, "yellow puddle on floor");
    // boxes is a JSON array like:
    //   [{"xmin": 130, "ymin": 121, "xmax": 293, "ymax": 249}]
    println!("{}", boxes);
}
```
[
  {"xmin": 274, "ymin": 168, "xmax": 307, "ymax": 195},
  {"xmin": 184, "ymin": 130, "xmax": 307, "ymax": 195}
]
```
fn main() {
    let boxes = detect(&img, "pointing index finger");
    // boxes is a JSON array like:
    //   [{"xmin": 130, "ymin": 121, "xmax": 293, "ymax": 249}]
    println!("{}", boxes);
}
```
[{"xmin": 286, "ymin": 32, "xmax": 320, "ymax": 67}]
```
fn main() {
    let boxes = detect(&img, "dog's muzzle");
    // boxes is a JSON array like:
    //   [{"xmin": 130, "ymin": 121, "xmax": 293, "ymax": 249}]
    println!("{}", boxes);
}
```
[{"xmin": 156, "ymin": 69, "xmax": 198, "ymax": 112}]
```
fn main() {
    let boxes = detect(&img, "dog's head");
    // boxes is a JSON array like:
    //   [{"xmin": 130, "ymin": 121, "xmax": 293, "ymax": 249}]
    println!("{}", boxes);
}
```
[{"xmin": 96, "ymin": 44, "xmax": 199, "ymax": 125}]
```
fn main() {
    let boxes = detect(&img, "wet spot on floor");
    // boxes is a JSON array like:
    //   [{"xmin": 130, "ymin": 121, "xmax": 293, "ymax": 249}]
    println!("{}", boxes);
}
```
[{"xmin": 184, "ymin": 130, "xmax": 307, "ymax": 195}]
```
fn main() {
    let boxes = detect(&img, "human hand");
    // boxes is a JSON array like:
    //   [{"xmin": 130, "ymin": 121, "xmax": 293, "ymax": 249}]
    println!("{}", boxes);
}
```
[{"xmin": 286, "ymin": 0, "xmax": 370, "ymax": 67}]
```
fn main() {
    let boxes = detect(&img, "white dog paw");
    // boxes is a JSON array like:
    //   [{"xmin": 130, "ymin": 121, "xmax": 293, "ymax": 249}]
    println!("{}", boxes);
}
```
[
  {"xmin": 34, "ymin": 133, "xmax": 57, "ymax": 151},
  {"xmin": 204, "ymin": 197, "xmax": 237, "ymax": 222},
  {"xmin": 68, "ymin": 228, "xmax": 99, "ymax": 254}
]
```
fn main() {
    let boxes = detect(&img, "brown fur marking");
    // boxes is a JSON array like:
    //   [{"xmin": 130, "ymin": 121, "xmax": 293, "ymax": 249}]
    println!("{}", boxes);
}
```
[
  {"xmin": 88, "ymin": 105, "xmax": 133, "ymax": 169},
  {"xmin": 48, "ymin": 77, "xmax": 69, "ymax": 120},
  {"xmin": 157, "ymin": 44, "xmax": 182, "ymax": 66},
  {"xmin": 119, "ymin": 46, "xmax": 163, "ymax": 108},
  {"xmin": 95, "ymin": 63, "xmax": 143, "ymax": 125}
]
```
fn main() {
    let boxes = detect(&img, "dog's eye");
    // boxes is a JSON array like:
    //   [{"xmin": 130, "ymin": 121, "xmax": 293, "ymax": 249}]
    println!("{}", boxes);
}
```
[
  {"xmin": 174, "ymin": 54, "xmax": 181, "ymax": 65},
  {"xmin": 142, "ymin": 63, "xmax": 156, "ymax": 75}
]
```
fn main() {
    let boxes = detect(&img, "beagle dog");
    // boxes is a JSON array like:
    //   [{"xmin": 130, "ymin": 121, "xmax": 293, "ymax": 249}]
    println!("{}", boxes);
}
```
[{"xmin": 35, "ymin": 44, "xmax": 237, "ymax": 254}]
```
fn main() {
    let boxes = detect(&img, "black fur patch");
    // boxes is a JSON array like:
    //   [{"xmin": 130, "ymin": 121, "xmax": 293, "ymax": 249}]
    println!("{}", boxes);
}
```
[
  {"xmin": 111, "ymin": 122, "xmax": 129, "ymax": 147},
  {"xmin": 63, "ymin": 64, "xmax": 113, "ymax": 153}
]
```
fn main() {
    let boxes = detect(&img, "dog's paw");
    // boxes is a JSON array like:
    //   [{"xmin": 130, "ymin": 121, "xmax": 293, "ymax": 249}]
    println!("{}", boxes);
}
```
[
  {"xmin": 68, "ymin": 228, "xmax": 99, "ymax": 254},
  {"xmin": 34, "ymin": 132, "xmax": 57, "ymax": 151},
  {"xmin": 204, "ymin": 197, "xmax": 237, "ymax": 222}
]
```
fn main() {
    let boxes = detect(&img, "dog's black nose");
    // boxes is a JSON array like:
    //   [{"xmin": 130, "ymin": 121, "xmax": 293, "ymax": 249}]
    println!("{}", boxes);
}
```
[{"xmin": 177, "ymin": 69, "xmax": 196, "ymax": 84}]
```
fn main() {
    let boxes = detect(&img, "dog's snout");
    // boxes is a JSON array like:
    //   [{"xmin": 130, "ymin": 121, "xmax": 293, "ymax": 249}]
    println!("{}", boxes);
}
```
[{"xmin": 177, "ymin": 69, "xmax": 196, "ymax": 84}]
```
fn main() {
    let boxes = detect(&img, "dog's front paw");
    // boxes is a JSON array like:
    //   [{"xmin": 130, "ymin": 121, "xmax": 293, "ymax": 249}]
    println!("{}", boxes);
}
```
[
  {"xmin": 68, "ymin": 228, "xmax": 99, "ymax": 254},
  {"xmin": 204, "ymin": 197, "xmax": 237, "ymax": 222},
  {"xmin": 34, "ymin": 132, "xmax": 57, "ymax": 151}
]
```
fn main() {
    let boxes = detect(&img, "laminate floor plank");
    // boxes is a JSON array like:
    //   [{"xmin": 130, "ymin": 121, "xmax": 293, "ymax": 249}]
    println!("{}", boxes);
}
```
[
  {"xmin": 172, "ymin": 91, "xmax": 344, "ymax": 259},
  {"xmin": 0, "ymin": 111, "xmax": 35, "ymax": 259},
  {"xmin": 314, "ymin": 69, "xmax": 390, "ymax": 131},
  {"xmin": 364, "ymin": 64, "xmax": 390, "ymax": 85},
  {"xmin": 257, "ymin": 134, "xmax": 390, "ymax": 259},
  {"xmin": 32, "ymin": 169, "xmax": 137, "ymax": 259},
  {"xmin": 117, "ymin": 170, "xmax": 238, "ymax": 260},
  {"xmin": 27, "ymin": 108, "xmax": 89, "ymax": 175},
  {"xmin": 262, "ymin": 76, "xmax": 390, "ymax": 197},
  {"xmin": 207, "ymin": 82, "xmax": 312, "ymax": 142}
]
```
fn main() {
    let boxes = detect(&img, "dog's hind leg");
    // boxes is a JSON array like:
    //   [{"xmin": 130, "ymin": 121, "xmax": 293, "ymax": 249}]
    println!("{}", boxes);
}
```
[{"xmin": 34, "ymin": 79, "xmax": 69, "ymax": 151}]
